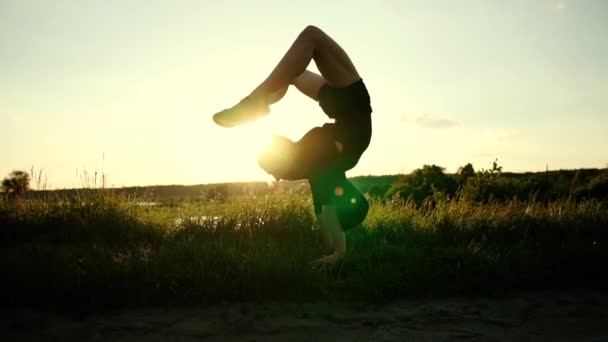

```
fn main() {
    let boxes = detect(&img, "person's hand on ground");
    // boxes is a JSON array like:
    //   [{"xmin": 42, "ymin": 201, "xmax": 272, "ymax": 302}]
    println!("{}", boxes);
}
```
[{"xmin": 310, "ymin": 252, "xmax": 344, "ymax": 270}]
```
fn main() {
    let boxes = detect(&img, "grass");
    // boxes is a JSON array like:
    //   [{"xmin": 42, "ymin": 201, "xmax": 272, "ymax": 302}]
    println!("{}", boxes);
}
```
[{"xmin": 1, "ymin": 188, "xmax": 607, "ymax": 311}]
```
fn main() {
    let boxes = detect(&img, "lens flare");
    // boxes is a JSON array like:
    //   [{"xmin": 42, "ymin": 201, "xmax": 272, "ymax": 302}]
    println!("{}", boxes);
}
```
[{"xmin": 257, "ymin": 135, "xmax": 296, "ymax": 178}]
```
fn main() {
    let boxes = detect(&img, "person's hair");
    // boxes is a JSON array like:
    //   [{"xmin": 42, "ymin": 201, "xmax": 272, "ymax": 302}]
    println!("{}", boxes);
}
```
[{"xmin": 257, "ymin": 136, "xmax": 296, "ymax": 180}]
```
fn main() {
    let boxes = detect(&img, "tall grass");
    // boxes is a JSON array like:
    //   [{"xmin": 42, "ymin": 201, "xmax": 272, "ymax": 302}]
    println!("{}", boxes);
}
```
[{"xmin": 1, "ymin": 190, "xmax": 607, "ymax": 310}]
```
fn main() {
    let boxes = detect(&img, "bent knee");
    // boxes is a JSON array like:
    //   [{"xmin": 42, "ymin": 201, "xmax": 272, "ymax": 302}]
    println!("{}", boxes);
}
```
[{"xmin": 299, "ymin": 25, "xmax": 324, "ymax": 41}]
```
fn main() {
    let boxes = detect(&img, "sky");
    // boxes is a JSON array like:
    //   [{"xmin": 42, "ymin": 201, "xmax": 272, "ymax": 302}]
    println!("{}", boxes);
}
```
[{"xmin": 1, "ymin": 0, "xmax": 607, "ymax": 189}]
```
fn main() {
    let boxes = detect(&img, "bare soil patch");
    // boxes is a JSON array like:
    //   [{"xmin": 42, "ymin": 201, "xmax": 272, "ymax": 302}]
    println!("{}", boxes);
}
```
[{"xmin": 2, "ymin": 290, "xmax": 607, "ymax": 341}]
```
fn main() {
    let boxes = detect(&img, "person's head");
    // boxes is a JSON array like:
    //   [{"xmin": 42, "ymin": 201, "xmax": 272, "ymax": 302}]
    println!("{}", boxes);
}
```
[{"xmin": 257, "ymin": 135, "xmax": 297, "ymax": 180}]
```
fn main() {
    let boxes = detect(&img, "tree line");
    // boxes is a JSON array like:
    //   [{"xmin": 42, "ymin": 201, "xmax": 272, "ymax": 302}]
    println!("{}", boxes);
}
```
[{"xmin": 3, "ymin": 162, "xmax": 608, "ymax": 204}]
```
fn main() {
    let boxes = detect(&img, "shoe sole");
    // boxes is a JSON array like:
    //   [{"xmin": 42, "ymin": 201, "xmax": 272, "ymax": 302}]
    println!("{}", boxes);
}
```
[
  {"xmin": 212, "ymin": 109, "xmax": 270, "ymax": 128},
  {"xmin": 212, "ymin": 112, "xmax": 239, "ymax": 128}
]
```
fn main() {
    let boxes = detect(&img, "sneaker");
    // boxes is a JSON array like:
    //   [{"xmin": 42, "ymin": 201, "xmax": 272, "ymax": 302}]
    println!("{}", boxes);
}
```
[{"xmin": 212, "ymin": 96, "xmax": 270, "ymax": 127}]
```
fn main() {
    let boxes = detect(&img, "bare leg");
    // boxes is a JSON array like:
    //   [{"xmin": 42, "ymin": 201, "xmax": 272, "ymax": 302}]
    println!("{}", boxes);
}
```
[
  {"xmin": 213, "ymin": 26, "xmax": 359, "ymax": 127},
  {"xmin": 252, "ymin": 25, "xmax": 361, "ymax": 104},
  {"xmin": 292, "ymin": 70, "xmax": 326, "ymax": 102},
  {"xmin": 267, "ymin": 86, "xmax": 289, "ymax": 105},
  {"xmin": 268, "ymin": 70, "xmax": 326, "ymax": 106},
  {"xmin": 266, "ymin": 70, "xmax": 325, "ymax": 107}
]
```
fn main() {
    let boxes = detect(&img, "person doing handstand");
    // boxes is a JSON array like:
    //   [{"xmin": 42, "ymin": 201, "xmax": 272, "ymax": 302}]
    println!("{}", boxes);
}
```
[{"xmin": 213, "ymin": 25, "xmax": 372, "ymax": 268}]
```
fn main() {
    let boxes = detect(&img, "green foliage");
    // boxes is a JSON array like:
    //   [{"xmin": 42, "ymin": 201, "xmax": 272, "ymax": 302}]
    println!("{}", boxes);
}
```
[
  {"xmin": 387, "ymin": 165, "xmax": 458, "ymax": 204},
  {"xmin": 29, "ymin": 166, "xmax": 608, "ymax": 205},
  {"xmin": 457, "ymin": 163, "xmax": 475, "ymax": 186},
  {"xmin": 350, "ymin": 175, "xmax": 400, "ymax": 197},
  {"xmin": 582, "ymin": 169, "xmax": 608, "ymax": 199},
  {"xmin": 460, "ymin": 159, "xmax": 504, "ymax": 201},
  {"xmin": 2, "ymin": 186, "xmax": 607, "ymax": 311},
  {"xmin": 1, "ymin": 170, "xmax": 31, "ymax": 198},
  {"xmin": 3, "ymin": 165, "xmax": 608, "ymax": 311}
]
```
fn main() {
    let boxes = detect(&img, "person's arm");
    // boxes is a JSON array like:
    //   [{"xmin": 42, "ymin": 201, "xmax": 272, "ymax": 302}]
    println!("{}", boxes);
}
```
[
  {"xmin": 321, "ymin": 204, "xmax": 346, "ymax": 254},
  {"xmin": 332, "ymin": 230, "xmax": 346, "ymax": 257},
  {"xmin": 311, "ymin": 204, "xmax": 346, "ymax": 268},
  {"xmin": 317, "ymin": 213, "xmax": 334, "ymax": 252}
]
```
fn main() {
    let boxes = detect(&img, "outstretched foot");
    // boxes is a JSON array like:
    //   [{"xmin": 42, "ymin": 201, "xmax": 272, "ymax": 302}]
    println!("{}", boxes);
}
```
[{"xmin": 212, "ymin": 96, "xmax": 270, "ymax": 127}]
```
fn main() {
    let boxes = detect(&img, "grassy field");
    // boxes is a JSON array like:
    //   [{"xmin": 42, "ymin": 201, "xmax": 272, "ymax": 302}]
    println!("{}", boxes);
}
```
[{"xmin": 1, "ymin": 187, "xmax": 607, "ymax": 311}]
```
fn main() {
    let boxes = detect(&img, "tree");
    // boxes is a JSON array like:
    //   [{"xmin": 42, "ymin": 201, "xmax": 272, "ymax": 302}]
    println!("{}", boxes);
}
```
[
  {"xmin": 387, "ymin": 164, "xmax": 457, "ymax": 203},
  {"xmin": 461, "ymin": 159, "xmax": 503, "ymax": 201},
  {"xmin": 457, "ymin": 163, "xmax": 475, "ymax": 186},
  {"xmin": 1, "ymin": 170, "xmax": 31, "ymax": 198}
]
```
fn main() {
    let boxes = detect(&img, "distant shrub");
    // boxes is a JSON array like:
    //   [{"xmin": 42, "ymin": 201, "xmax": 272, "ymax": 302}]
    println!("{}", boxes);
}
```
[
  {"xmin": 1, "ymin": 170, "xmax": 31, "ymax": 199},
  {"xmin": 387, "ymin": 165, "xmax": 457, "ymax": 204},
  {"xmin": 584, "ymin": 170, "xmax": 608, "ymax": 200}
]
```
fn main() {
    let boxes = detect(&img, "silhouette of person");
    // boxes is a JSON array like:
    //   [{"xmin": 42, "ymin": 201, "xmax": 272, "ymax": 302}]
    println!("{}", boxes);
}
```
[{"xmin": 213, "ymin": 26, "xmax": 372, "ymax": 268}]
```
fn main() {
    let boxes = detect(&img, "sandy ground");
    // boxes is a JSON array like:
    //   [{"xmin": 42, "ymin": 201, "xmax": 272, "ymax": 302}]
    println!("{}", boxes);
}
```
[{"xmin": 2, "ymin": 290, "xmax": 607, "ymax": 341}]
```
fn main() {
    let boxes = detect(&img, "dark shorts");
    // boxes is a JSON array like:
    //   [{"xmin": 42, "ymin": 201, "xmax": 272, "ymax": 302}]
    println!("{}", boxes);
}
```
[{"xmin": 262, "ymin": 79, "xmax": 373, "ymax": 230}]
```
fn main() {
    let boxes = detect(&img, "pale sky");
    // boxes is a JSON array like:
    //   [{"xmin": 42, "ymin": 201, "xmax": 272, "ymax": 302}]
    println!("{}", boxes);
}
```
[{"xmin": 1, "ymin": 0, "xmax": 607, "ymax": 189}]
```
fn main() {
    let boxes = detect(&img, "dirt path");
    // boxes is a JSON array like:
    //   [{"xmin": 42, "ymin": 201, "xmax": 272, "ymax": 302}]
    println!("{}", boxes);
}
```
[{"xmin": 2, "ymin": 290, "xmax": 607, "ymax": 341}]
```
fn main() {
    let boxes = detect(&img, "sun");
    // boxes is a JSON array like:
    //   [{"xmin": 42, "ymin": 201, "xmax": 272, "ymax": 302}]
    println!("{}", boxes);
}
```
[
  {"xmin": 235, "ymin": 130, "xmax": 272, "ymax": 163},
  {"xmin": 199, "ymin": 102, "xmax": 321, "ymax": 183},
  {"xmin": 202, "ymin": 119, "xmax": 283, "ymax": 182}
]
